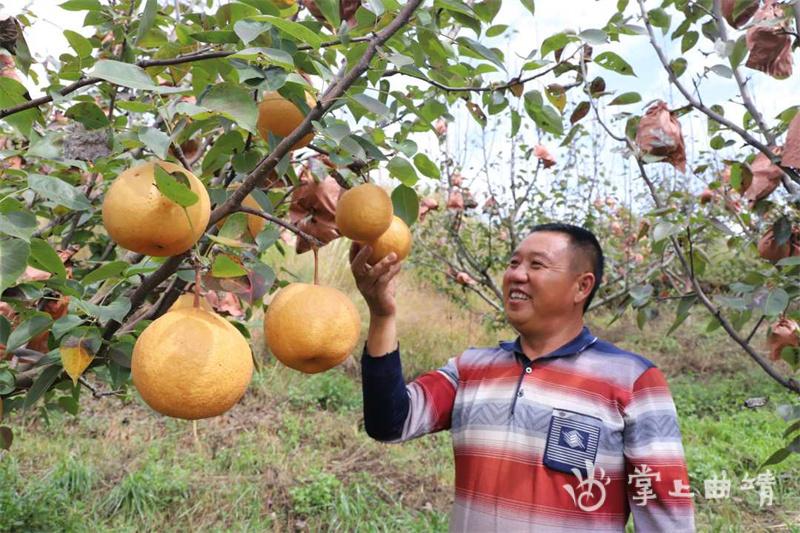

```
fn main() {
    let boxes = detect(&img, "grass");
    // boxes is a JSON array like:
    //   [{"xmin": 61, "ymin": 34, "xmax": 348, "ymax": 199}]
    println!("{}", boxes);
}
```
[{"xmin": 1, "ymin": 243, "xmax": 799, "ymax": 531}]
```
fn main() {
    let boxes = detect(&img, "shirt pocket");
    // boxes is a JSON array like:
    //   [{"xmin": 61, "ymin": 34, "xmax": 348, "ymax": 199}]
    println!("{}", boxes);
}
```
[{"xmin": 542, "ymin": 408, "xmax": 603, "ymax": 477}]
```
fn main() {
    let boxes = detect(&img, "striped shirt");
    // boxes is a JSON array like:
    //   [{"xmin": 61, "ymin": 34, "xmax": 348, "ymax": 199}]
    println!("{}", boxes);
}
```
[{"xmin": 361, "ymin": 327, "xmax": 696, "ymax": 532}]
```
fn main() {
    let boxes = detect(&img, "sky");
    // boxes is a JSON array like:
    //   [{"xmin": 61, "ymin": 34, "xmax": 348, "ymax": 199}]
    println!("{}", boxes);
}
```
[{"xmin": 2, "ymin": 0, "xmax": 799, "ymax": 204}]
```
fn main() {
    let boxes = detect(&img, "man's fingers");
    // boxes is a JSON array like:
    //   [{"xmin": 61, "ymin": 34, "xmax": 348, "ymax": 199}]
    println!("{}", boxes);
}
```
[
  {"xmin": 375, "ymin": 262, "xmax": 402, "ymax": 287},
  {"xmin": 350, "ymin": 244, "xmax": 372, "ymax": 276},
  {"xmin": 364, "ymin": 252, "xmax": 397, "ymax": 281},
  {"xmin": 349, "ymin": 242, "xmax": 362, "ymax": 263}
]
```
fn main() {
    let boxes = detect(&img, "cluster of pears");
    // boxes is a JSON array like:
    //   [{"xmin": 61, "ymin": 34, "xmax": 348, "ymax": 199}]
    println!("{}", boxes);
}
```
[
  {"xmin": 99, "ymin": 93, "xmax": 411, "ymax": 420},
  {"xmin": 264, "ymin": 183, "xmax": 412, "ymax": 374}
]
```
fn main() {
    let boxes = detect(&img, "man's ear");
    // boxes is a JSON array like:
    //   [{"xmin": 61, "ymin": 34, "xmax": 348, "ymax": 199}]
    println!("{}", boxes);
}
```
[{"xmin": 575, "ymin": 272, "xmax": 595, "ymax": 305}]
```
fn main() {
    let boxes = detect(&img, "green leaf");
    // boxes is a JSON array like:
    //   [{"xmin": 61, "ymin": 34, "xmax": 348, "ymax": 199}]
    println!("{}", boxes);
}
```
[
  {"xmin": 609, "ymin": 92, "xmax": 641, "ymax": 106},
  {"xmin": 776, "ymin": 256, "xmax": 800, "ymax": 267},
  {"xmin": 759, "ymin": 447, "xmax": 791, "ymax": 469},
  {"xmin": 435, "ymin": 0, "xmax": 477, "ymax": 17},
  {"xmin": 730, "ymin": 34, "xmax": 748, "ymax": 69},
  {"xmin": 218, "ymin": 213, "xmax": 248, "ymax": 241},
  {"xmin": 7, "ymin": 313, "xmax": 53, "ymax": 352},
  {"xmin": 252, "ymin": 15, "xmax": 323, "ymax": 48},
  {"xmin": 23, "ymin": 365, "xmax": 63, "ymax": 411},
  {"xmin": 29, "ymin": 239, "xmax": 67, "ymax": 279},
  {"xmin": 139, "ymin": 127, "xmax": 171, "ymax": 159},
  {"xmin": 652, "ymin": 221, "xmax": 679, "ymax": 242},
  {"xmin": 82, "ymin": 261, "xmax": 130, "ymax": 285},
  {"xmin": 134, "ymin": 0, "xmax": 159, "ymax": 46},
  {"xmin": 391, "ymin": 185, "xmax": 419, "ymax": 227},
  {"xmin": 648, "ymin": 8, "xmax": 670, "ymax": 33},
  {"xmin": 0, "ymin": 211, "xmax": 36, "ymax": 241},
  {"xmin": 541, "ymin": 32, "xmax": 578, "ymax": 58},
  {"xmin": 211, "ymin": 255, "xmax": 248, "ymax": 278},
  {"xmin": 486, "ymin": 25, "xmax": 509, "ymax": 38},
  {"xmin": 457, "ymin": 37, "xmax": 506, "ymax": 72},
  {"xmin": 233, "ymin": 20, "xmax": 270, "ymax": 45},
  {"xmin": 0, "ymin": 77, "xmax": 43, "ymax": 137},
  {"xmin": 63, "ymin": 29, "xmax": 93, "ymax": 58},
  {"xmin": 681, "ymin": 31, "xmax": 698, "ymax": 54},
  {"xmin": 519, "ymin": 0, "xmax": 535, "ymax": 16},
  {"xmin": 189, "ymin": 31, "xmax": 240, "ymax": 44},
  {"xmin": 413, "ymin": 153, "xmax": 440, "ymax": 179},
  {"xmin": 65, "ymin": 102, "xmax": 109, "ymax": 130},
  {"xmin": 594, "ymin": 51, "xmax": 636, "ymax": 76},
  {"xmin": 153, "ymin": 165, "xmax": 199, "ymax": 208},
  {"xmin": 670, "ymin": 58, "xmax": 687, "ymax": 78},
  {"xmin": 710, "ymin": 64, "xmax": 733, "ymax": 78},
  {"xmin": 89, "ymin": 60, "xmax": 184, "ymax": 93},
  {"xmin": 0, "ymin": 369, "xmax": 14, "ymax": 395},
  {"xmin": 28, "ymin": 174, "xmax": 91, "ymax": 211},
  {"xmin": 763, "ymin": 288, "xmax": 789, "ymax": 317},
  {"xmin": 524, "ymin": 91, "xmax": 563, "ymax": 136},
  {"xmin": 201, "ymin": 83, "xmax": 258, "ymax": 133},
  {"xmin": 59, "ymin": 0, "xmax": 102, "ymax": 10},
  {"xmin": 72, "ymin": 297, "xmax": 131, "ymax": 323},
  {"xmin": 387, "ymin": 157, "xmax": 418, "ymax": 186},
  {"xmin": 52, "ymin": 315, "xmax": 84, "ymax": 340},
  {"xmin": 784, "ymin": 419, "xmax": 800, "ymax": 439},
  {"xmin": 312, "ymin": 0, "xmax": 341, "ymax": 27},
  {"xmin": 349, "ymin": 93, "xmax": 390, "ymax": 118},
  {"xmin": 0, "ymin": 239, "xmax": 29, "ymax": 294},
  {"xmin": 579, "ymin": 29, "xmax": 607, "ymax": 45}
]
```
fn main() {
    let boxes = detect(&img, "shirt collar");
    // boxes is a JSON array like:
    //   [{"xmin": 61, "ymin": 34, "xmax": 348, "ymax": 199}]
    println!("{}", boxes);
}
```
[{"xmin": 499, "ymin": 326, "xmax": 598, "ymax": 363}]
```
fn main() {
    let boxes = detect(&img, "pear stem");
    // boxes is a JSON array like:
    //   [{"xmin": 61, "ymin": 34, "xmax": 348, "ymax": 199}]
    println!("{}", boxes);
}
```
[
  {"xmin": 313, "ymin": 247, "xmax": 319, "ymax": 285},
  {"xmin": 193, "ymin": 265, "xmax": 201, "ymax": 308}
]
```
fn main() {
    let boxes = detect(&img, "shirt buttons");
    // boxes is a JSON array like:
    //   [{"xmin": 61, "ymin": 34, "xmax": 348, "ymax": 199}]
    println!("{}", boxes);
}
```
[
  {"xmin": 525, "ymin": 367, "xmax": 532, "ymax": 374},
  {"xmin": 517, "ymin": 390, "xmax": 524, "ymax": 398}
]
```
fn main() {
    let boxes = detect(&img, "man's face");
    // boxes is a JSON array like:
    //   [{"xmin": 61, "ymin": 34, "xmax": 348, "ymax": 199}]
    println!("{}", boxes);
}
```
[{"xmin": 502, "ymin": 231, "xmax": 593, "ymax": 334}]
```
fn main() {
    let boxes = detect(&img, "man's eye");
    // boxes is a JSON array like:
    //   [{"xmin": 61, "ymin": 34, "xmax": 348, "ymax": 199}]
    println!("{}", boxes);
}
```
[
  {"xmin": 508, "ymin": 260, "xmax": 519, "ymax": 267},
  {"xmin": 530, "ymin": 261, "xmax": 543, "ymax": 268}
]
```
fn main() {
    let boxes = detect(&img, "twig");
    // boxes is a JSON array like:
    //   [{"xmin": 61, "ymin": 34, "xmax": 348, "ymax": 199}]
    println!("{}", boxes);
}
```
[
  {"xmin": 746, "ymin": 315, "xmax": 766, "ymax": 344},
  {"xmin": 635, "ymin": 0, "xmax": 800, "ymax": 194},
  {"xmin": 236, "ymin": 206, "xmax": 324, "ymax": 248},
  {"xmin": 710, "ymin": 0, "xmax": 773, "ymax": 143},
  {"xmin": 382, "ymin": 55, "xmax": 570, "ymax": 93},
  {"xmin": 78, "ymin": 376, "xmax": 124, "ymax": 398}
]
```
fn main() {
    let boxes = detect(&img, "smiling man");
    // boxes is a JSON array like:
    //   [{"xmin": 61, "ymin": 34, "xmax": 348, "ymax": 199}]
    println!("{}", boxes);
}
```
[{"xmin": 350, "ymin": 222, "xmax": 696, "ymax": 532}]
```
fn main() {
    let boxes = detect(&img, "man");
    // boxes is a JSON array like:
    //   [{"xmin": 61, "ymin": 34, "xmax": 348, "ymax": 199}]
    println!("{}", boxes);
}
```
[{"xmin": 350, "ymin": 223, "xmax": 696, "ymax": 532}]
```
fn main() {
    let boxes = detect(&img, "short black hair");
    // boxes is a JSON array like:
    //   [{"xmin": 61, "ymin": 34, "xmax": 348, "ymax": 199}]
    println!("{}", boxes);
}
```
[{"xmin": 529, "ymin": 223, "xmax": 604, "ymax": 313}]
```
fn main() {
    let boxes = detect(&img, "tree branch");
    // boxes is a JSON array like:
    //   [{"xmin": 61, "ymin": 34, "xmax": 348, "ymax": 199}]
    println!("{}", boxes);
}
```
[
  {"xmin": 0, "ymin": 37, "xmax": 375, "ymax": 120},
  {"xmin": 636, "ymin": 0, "xmax": 800, "ymax": 195},
  {"xmin": 585, "ymin": 58, "xmax": 800, "ymax": 394},
  {"xmin": 382, "ymin": 57, "xmax": 569, "ymax": 93},
  {"xmin": 711, "ymin": 0, "xmax": 773, "ymax": 144},
  {"xmin": 236, "ymin": 206, "xmax": 324, "ymax": 248}
]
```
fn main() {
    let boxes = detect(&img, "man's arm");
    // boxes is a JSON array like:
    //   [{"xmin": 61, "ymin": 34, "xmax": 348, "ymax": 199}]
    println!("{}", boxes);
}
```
[
  {"xmin": 351, "ymin": 244, "xmax": 458, "ymax": 442},
  {"xmin": 622, "ymin": 366, "xmax": 696, "ymax": 532}
]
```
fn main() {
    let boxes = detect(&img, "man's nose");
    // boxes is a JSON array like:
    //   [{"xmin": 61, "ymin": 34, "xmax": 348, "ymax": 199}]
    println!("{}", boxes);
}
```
[{"xmin": 505, "ymin": 265, "xmax": 527, "ymax": 282}]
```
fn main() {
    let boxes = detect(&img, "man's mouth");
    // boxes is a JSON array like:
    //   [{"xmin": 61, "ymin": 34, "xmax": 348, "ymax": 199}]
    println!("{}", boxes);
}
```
[{"xmin": 508, "ymin": 289, "xmax": 531, "ymax": 301}]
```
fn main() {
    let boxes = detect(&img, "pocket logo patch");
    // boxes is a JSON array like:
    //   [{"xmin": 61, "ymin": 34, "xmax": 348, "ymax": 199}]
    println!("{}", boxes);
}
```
[{"xmin": 543, "ymin": 410, "xmax": 601, "ymax": 476}]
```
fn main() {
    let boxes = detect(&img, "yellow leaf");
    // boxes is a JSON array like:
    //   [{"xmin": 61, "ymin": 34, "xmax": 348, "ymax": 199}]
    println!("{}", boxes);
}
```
[
  {"xmin": 60, "ymin": 338, "xmax": 94, "ymax": 386},
  {"xmin": 509, "ymin": 81, "xmax": 524, "ymax": 98}
]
